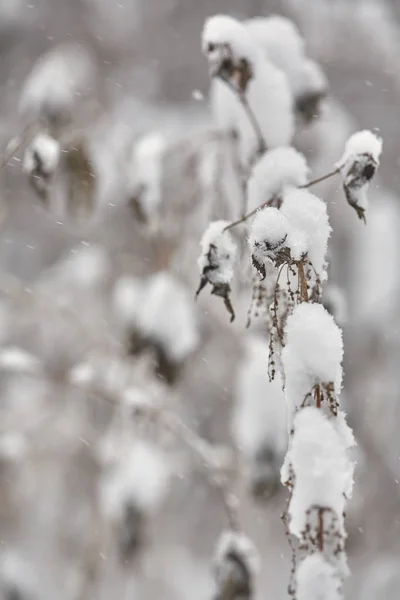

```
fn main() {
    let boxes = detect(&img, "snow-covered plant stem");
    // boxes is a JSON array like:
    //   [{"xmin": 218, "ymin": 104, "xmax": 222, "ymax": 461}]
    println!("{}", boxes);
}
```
[{"xmin": 198, "ymin": 16, "xmax": 385, "ymax": 598}]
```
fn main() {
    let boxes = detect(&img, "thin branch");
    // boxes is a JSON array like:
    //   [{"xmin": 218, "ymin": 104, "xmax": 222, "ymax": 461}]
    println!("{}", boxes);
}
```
[
  {"xmin": 223, "ymin": 169, "xmax": 340, "ymax": 233},
  {"xmin": 299, "ymin": 168, "xmax": 340, "ymax": 189},
  {"xmin": 70, "ymin": 374, "xmax": 241, "ymax": 532},
  {"xmin": 318, "ymin": 508, "xmax": 324, "ymax": 552},
  {"xmin": 272, "ymin": 263, "xmax": 287, "ymax": 346},
  {"xmin": 314, "ymin": 384, "xmax": 321, "ymax": 409},
  {"xmin": 162, "ymin": 410, "xmax": 239, "ymax": 531},
  {"xmin": 220, "ymin": 76, "xmax": 267, "ymax": 157},
  {"xmin": 223, "ymin": 199, "xmax": 269, "ymax": 231}
]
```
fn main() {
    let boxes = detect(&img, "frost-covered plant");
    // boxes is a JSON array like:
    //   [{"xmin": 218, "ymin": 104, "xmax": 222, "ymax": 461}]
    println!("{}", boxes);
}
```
[
  {"xmin": 196, "ymin": 220, "xmax": 238, "ymax": 321},
  {"xmin": 203, "ymin": 15, "xmax": 293, "ymax": 164},
  {"xmin": 212, "ymin": 530, "xmax": 259, "ymax": 600},
  {"xmin": 282, "ymin": 303, "xmax": 343, "ymax": 429},
  {"xmin": 244, "ymin": 16, "xmax": 328, "ymax": 123},
  {"xmin": 19, "ymin": 42, "xmax": 95, "ymax": 127},
  {"xmin": 280, "ymin": 189, "xmax": 331, "ymax": 282},
  {"xmin": 246, "ymin": 146, "xmax": 309, "ymax": 212},
  {"xmin": 283, "ymin": 407, "xmax": 355, "ymax": 594},
  {"xmin": 336, "ymin": 130, "xmax": 383, "ymax": 222},
  {"xmin": 99, "ymin": 439, "xmax": 172, "ymax": 560},
  {"xmin": 197, "ymin": 15, "xmax": 377, "ymax": 598},
  {"xmin": 23, "ymin": 132, "xmax": 60, "ymax": 202},
  {"xmin": 0, "ymin": 9, "xmax": 384, "ymax": 600},
  {"xmin": 114, "ymin": 271, "xmax": 199, "ymax": 383},
  {"xmin": 248, "ymin": 189, "xmax": 330, "ymax": 284},
  {"xmin": 248, "ymin": 207, "xmax": 291, "ymax": 277},
  {"xmin": 280, "ymin": 306, "xmax": 355, "ymax": 595},
  {"xmin": 202, "ymin": 15, "xmax": 257, "ymax": 92},
  {"xmin": 296, "ymin": 553, "xmax": 341, "ymax": 600},
  {"xmin": 127, "ymin": 131, "xmax": 167, "ymax": 226}
]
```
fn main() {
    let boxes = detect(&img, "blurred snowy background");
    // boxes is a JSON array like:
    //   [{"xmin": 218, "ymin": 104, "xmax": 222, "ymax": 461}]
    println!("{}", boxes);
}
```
[{"xmin": 0, "ymin": 0, "xmax": 398, "ymax": 598}]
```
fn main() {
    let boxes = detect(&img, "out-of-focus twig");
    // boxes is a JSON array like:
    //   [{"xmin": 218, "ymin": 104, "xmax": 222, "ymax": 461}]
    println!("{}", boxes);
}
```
[
  {"xmin": 223, "ymin": 166, "xmax": 341, "ymax": 232},
  {"xmin": 299, "ymin": 167, "xmax": 340, "ymax": 189},
  {"xmin": 162, "ymin": 410, "xmax": 239, "ymax": 531},
  {"xmin": 220, "ymin": 77, "xmax": 266, "ymax": 157}
]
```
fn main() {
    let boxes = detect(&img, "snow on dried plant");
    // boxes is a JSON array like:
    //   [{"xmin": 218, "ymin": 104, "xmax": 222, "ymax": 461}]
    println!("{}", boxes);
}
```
[
  {"xmin": 196, "ymin": 12, "xmax": 379, "ymax": 598},
  {"xmin": 99, "ymin": 439, "xmax": 172, "ymax": 560},
  {"xmin": 126, "ymin": 131, "xmax": 167, "ymax": 227},
  {"xmin": 19, "ymin": 42, "xmax": 96, "ymax": 128},
  {"xmin": 196, "ymin": 220, "xmax": 238, "ymax": 321},
  {"xmin": 0, "ymin": 6, "xmax": 387, "ymax": 600},
  {"xmin": 23, "ymin": 132, "xmax": 61, "ymax": 203},
  {"xmin": 212, "ymin": 530, "xmax": 259, "ymax": 600},
  {"xmin": 244, "ymin": 16, "xmax": 328, "ymax": 123},
  {"xmin": 246, "ymin": 146, "xmax": 309, "ymax": 212},
  {"xmin": 336, "ymin": 129, "xmax": 382, "ymax": 222},
  {"xmin": 203, "ymin": 15, "xmax": 293, "ymax": 164},
  {"xmin": 114, "ymin": 271, "xmax": 199, "ymax": 383}
]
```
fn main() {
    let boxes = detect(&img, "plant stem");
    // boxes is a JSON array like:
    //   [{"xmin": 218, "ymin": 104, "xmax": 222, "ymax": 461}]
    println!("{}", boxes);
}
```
[
  {"xmin": 238, "ymin": 91, "xmax": 267, "ymax": 156},
  {"xmin": 315, "ymin": 384, "xmax": 321, "ymax": 409},
  {"xmin": 220, "ymin": 76, "xmax": 267, "ymax": 157},
  {"xmin": 314, "ymin": 385, "xmax": 324, "ymax": 552},
  {"xmin": 318, "ymin": 508, "xmax": 324, "ymax": 551},
  {"xmin": 296, "ymin": 261, "xmax": 308, "ymax": 302},
  {"xmin": 223, "ymin": 168, "xmax": 341, "ymax": 233},
  {"xmin": 223, "ymin": 200, "xmax": 269, "ymax": 231},
  {"xmin": 299, "ymin": 168, "xmax": 340, "ymax": 189}
]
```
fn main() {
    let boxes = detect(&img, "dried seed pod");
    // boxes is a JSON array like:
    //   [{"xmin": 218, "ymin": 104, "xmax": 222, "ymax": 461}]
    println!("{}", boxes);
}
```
[
  {"xmin": 336, "ymin": 130, "xmax": 382, "ymax": 223},
  {"xmin": 202, "ymin": 16, "xmax": 256, "ymax": 92},
  {"xmin": 196, "ymin": 221, "xmax": 237, "ymax": 322},
  {"xmin": 23, "ymin": 133, "xmax": 60, "ymax": 204},
  {"xmin": 248, "ymin": 208, "xmax": 291, "ymax": 278},
  {"xmin": 213, "ymin": 530, "xmax": 259, "ymax": 600}
]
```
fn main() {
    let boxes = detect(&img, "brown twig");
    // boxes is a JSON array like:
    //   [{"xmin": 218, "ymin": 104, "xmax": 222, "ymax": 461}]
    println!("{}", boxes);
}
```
[
  {"xmin": 223, "ymin": 168, "xmax": 341, "ymax": 233},
  {"xmin": 314, "ymin": 384, "xmax": 321, "ymax": 409},
  {"xmin": 281, "ymin": 502, "xmax": 297, "ymax": 598},
  {"xmin": 299, "ymin": 168, "xmax": 340, "ymax": 189},
  {"xmin": 223, "ymin": 200, "xmax": 269, "ymax": 231},
  {"xmin": 296, "ymin": 261, "xmax": 308, "ymax": 303},
  {"xmin": 318, "ymin": 508, "xmax": 324, "ymax": 552}
]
